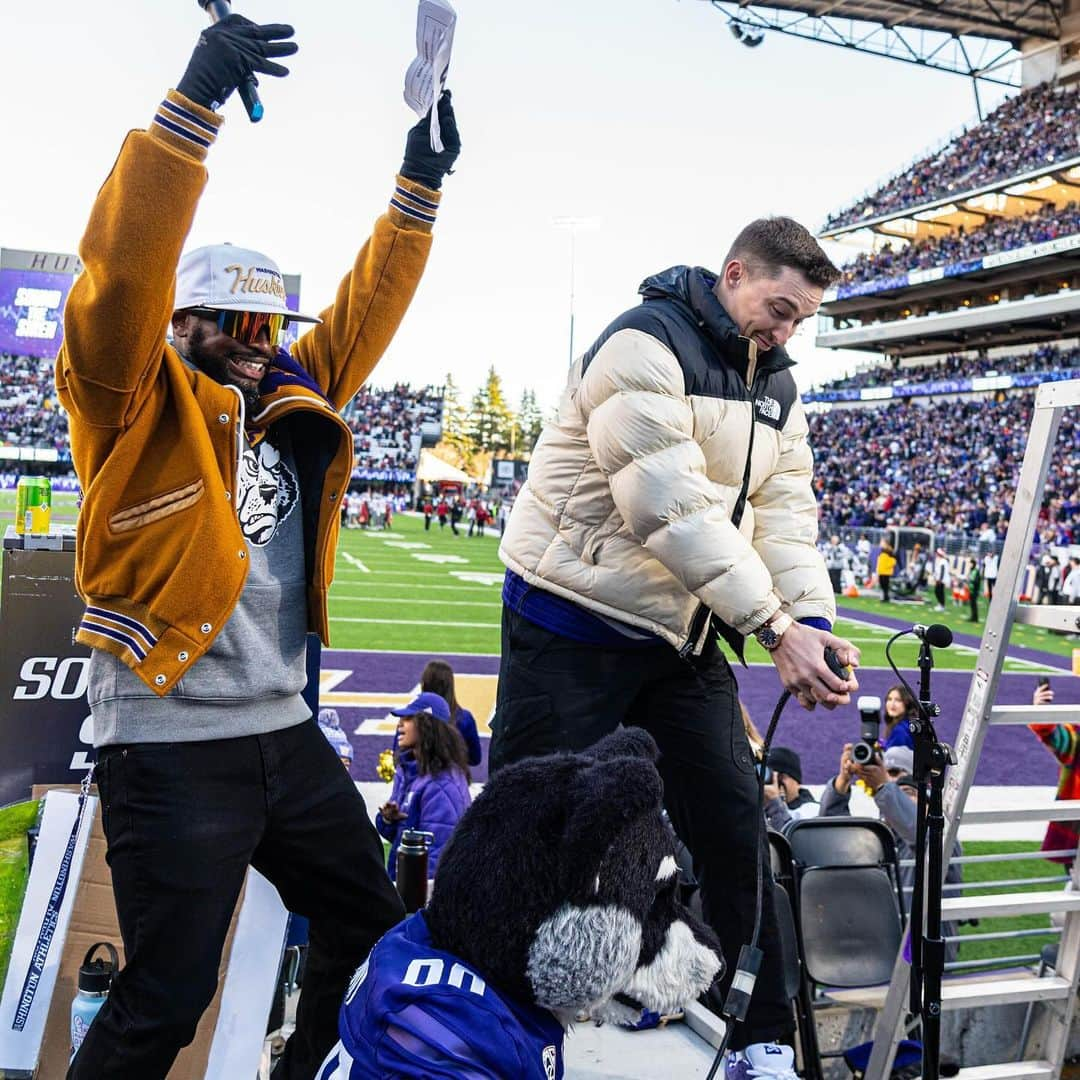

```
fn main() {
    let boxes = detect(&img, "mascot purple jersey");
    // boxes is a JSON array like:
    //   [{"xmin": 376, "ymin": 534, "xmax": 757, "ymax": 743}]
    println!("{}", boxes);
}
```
[{"xmin": 317, "ymin": 911, "xmax": 564, "ymax": 1079}]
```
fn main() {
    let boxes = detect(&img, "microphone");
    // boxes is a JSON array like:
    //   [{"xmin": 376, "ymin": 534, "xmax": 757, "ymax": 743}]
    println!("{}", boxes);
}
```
[
  {"xmin": 912, "ymin": 623, "xmax": 953, "ymax": 648},
  {"xmin": 199, "ymin": 0, "xmax": 264, "ymax": 122}
]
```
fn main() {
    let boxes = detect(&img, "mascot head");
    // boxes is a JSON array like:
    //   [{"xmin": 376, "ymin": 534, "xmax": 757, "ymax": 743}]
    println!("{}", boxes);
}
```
[{"xmin": 425, "ymin": 728, "xmax": 723, "ymax": 1025}]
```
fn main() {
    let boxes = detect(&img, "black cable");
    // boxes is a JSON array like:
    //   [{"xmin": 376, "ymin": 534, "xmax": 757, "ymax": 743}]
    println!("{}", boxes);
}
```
[
  {"xmin": 704, "ymin": 687, "xmax": 793, "ymax": 1079},
  {"xmin": 884, "ymin": 629, "xmax": 933, "ymax": 725}
]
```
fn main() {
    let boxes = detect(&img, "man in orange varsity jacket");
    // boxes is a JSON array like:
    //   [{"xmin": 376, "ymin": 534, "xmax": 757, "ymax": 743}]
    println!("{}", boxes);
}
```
[{"xmin": 58, "ymin": 15, "xmax": 460, "ymax": 1079}]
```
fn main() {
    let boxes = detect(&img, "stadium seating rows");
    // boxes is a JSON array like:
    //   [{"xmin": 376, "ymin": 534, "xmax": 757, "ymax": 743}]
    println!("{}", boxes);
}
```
[
  {"xmin": 810, "ymin": 343, "xmax": 1080, "ymax": 395},
  {"xmin": 825, "ymin": 82, "xmax": 1080, "ymax": 231},
  {"xmin": 839, "ymin": 200, "xmax": 1080, "ymax": 288},
  {"xmin": 341, "ymin": 384, "xmax": 443, "ymax": 472},
  {"xmin": 810, "ymin": 391, "xmax": 1080, "ymax": 544},
  {"xmin": 0, "ymin": 353, "xmax": 442, "ymax": 477}
]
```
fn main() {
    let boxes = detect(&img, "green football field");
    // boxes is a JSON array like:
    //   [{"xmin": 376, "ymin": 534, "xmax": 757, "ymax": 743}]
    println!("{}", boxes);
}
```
[
  {"xmin": 2, "ymin": 491, "xmax": 1069, "ymax": 670},
  {"xmin": 327, "ymin": 514, "xmax": 1067, "ymax": 672}
]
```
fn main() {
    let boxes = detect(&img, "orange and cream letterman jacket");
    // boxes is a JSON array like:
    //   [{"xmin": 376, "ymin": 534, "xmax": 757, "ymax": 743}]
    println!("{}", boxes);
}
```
[{"xmin": 57, "ymin": 90, "xmax": 439, "ymax": 701}]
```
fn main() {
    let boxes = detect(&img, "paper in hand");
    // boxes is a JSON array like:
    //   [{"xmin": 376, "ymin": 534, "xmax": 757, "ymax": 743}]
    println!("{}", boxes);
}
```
[{"xmin": 404, "ymin": 0, "xmax": 457, "ymax": 153}]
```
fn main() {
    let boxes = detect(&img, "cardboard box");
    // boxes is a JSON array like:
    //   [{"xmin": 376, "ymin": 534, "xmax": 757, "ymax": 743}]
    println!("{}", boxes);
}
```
[{"xmin": 2, "ymin": 785, "xmax": 287, "ymax": 1078}]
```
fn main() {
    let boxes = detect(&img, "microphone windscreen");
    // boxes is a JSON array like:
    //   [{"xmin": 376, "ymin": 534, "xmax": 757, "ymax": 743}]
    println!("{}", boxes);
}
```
[{"xmin": 926, "ymin": 624, "xmax": 953, "ymax": 648}]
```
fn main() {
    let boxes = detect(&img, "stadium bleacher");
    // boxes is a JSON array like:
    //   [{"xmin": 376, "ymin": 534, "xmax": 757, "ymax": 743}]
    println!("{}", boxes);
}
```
[
  {"xmin": 809, "ymin": 390, "xmax": 1080, "ymax": 543},
  {"xmin": 0, "ymin": 354, "xmax": 443, "ymax": 485},
  {"xmin": 825, "ymin": 81, "xmax": 1080, "ymax": 231},
  {"xmin": 839, "ymin": 200, "xmax": 1080, "ymax": 289},
  {"xmin": 810, "ymin": 342, "xmax": 1080, "ymax": 395},
  {"xmin": 341, "ymin": 383, "xmax": 443, "ymax": 477}
]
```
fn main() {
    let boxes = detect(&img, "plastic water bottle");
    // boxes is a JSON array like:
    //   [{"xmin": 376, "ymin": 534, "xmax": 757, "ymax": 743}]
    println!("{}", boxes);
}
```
[
  {"xmin": 396, "ymin": 830, "xmax": 434, "ymax": 913},
  {"xmin": 70, "ymin": 942, "xmax": 118, "ymax": 1062}
]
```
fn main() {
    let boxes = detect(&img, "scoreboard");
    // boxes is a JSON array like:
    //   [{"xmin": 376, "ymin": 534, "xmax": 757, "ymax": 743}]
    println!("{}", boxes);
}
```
[
  {"xmin": 0, "ymin": 246, "xmax": 305, "ymax": 359},
  {"xmin": 0, "ymin": 248, "xmax": 81, "ymax": 360}
]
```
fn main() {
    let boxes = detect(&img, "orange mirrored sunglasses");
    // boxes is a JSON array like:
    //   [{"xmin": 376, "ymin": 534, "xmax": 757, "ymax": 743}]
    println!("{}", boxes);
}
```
[{"xmin": 191, "ymin": 307, "xmax": 289, "ymax": 345}]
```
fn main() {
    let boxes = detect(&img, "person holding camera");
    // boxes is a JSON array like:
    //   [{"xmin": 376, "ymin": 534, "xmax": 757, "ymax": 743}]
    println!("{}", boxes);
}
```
[{"xmin": 762, "ymin": 746, "xmax": 819, "ymax": 834}]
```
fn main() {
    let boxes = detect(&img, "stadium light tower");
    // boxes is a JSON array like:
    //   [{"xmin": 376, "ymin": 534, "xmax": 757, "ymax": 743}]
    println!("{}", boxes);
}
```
[{"xmin": 551, "ymin": 216, "xmax": 601, "ymax": 367}]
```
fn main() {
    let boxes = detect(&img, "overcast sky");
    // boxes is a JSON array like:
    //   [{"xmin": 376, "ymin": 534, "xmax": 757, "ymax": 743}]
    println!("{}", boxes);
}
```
[{"xmin": 0, "ymin": 0, "xmax": 1011, "ymax": 411}]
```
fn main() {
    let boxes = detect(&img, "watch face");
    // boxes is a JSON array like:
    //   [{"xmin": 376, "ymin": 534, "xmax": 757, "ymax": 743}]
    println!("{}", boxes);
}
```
[{"xmin": 757, "ymin": 626, "xmax": 779, "ymax": 650}]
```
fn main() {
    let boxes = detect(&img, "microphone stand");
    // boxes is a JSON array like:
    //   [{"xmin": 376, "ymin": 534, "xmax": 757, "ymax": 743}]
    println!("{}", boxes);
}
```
[{"xmin": 907, "ymin": 637, "xmax": 956, "ymax": 1080}]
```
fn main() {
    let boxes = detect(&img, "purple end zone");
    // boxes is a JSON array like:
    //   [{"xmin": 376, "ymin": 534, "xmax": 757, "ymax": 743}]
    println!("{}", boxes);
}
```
[{"xmin": 327, "ymin": 647, "xmax": 1075, "ymax": 791}]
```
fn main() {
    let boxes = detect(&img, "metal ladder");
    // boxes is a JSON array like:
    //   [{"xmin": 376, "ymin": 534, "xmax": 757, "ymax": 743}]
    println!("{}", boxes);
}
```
[{"xmin": 865, "ymin": 378, "xmax": 1080, "ymax": 1080}]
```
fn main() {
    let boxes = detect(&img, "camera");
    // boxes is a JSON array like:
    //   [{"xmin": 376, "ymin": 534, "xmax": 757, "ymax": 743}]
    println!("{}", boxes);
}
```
[{"xmin": 852, "ymin": 695, "xmax": 882, "ymax": 766}]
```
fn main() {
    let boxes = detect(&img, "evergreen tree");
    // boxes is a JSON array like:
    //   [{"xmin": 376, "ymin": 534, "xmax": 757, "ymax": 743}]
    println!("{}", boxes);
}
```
[
  {"xmin": 467, "ymin": 366, "xmax": 514, "ymax": 452},
  {"xmin": 440, "ymin": 372, "xmax": 471, "ymax": 456},
  {"xmin": 517, "ymin": 388, "xmax": 544, "ymax": 452}
]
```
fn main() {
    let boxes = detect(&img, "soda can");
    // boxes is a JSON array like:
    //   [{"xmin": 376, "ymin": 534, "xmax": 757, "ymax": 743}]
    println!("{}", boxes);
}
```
[{"xmin": 16, "ymin": 475, "xmax": 51, "ymax": 535}]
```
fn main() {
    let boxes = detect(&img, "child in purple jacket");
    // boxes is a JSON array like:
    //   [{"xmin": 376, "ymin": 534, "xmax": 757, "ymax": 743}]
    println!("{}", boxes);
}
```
[{"xmin": 377, "ymin": 692, "xmax": 471, "ymax": 881}]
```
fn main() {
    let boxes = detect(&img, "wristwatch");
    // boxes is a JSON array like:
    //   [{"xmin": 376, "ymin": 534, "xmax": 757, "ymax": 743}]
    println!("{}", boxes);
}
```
[{"xmin": 754, "ymin": 611, "xmax": 794, "ymax": 651}]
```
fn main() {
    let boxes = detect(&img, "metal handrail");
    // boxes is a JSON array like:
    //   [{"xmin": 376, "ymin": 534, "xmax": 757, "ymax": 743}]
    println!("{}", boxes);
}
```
[
  {"xmin": 903, "ymin": 874, "xmax": 1071, "ymax": 893},
  {"xmin": 898, "ymin": 848, "xmax": 1077, "ymax": 867},
  {"xmin": 946, "ymin": 927, "xmax": 1061, "ymax": 944}
]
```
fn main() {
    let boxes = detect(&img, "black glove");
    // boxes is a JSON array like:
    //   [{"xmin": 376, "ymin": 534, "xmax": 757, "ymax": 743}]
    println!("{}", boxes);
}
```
[
  {"xmin": 176, "ymin": 14, "xmax": 297, "ymax": 111},
  {"xmin": 400, "ymin": 91, "xmax": 460, "ymax": 190}
]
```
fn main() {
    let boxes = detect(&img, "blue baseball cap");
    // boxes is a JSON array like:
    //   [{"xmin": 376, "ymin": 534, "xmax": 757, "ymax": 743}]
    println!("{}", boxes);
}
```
[{"xmin": 391, "ymin": 692, "xmax": 451, "ymax": 723}]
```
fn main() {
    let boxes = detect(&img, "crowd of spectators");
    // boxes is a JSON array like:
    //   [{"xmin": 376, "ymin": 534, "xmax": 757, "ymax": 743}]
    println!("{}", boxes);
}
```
[
  {"xmin": 0, "ymin": 353, "xmax": 443, "ymax": 479},
  {"xmin": 840, "ymin": 200, "xmax": 1080, "ymax": 288},
  {"xmin": 810, "ymin": 390, "xmax": 1080, "ymax": 544},
  {"xmin": 825, "ymin": 81, "xmax": 1080, "ymax": 231},
  {"xmin": 342, "ymin": 383, "xmax": 442, "ymax": 473},
  {"xmin": 0, "ymin": 354, "xmax": 68, "ymax": 452},
  {"xmin": 811, "ymin": 343, "xmax": 1080, "ymax": 395}
]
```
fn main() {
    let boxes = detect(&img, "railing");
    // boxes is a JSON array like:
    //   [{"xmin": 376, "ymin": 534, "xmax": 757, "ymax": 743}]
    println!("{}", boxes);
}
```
[{"xmin": 895, "ymin": 848, "xmax": 1074, "ymax": 974}]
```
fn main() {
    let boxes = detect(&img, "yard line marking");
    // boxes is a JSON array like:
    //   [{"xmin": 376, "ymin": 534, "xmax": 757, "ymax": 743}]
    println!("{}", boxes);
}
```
[
  {"xmin": 381, "ymin": 541, "xmax": 431, "ymax": 549},
  {"xmin": 330, "ymin": 595, "xmax": 501, "ymax": 607},
  {"xmin": 330, "ymin": 616, "xmax": 501, "ymax": 629},
  {"xmin": 838, "ymin": 612, "xmax": 1072, "ymax": 671},
  {"xmin": 450, "ymin": 571, "xmax": 504, "ymax": 586},
  {"xmin": 342, "ymin": 552, "xmax": 370, "ymax": 573},
  {"xmin": 331, "ymin": 581, "xmax": 496, "ymax": 592},
  {"xmin": 334, "ymin": 568, "xmax": 489, "ymax": 578},
  {"xmin": 411, "ymin": 554, "xmax": 470, "ymax": 564}
]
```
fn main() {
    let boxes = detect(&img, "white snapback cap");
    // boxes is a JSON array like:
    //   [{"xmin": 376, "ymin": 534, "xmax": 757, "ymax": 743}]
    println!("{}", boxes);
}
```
[{"xmin": 174, "ymin": 243, "xmax": 322, "ymax": 324}]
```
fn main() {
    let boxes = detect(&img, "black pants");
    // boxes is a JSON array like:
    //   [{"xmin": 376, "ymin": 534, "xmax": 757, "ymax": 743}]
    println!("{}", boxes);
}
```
[
  {"xmin": 69, "ymin": 721, "xmax": 404, "ymax": 1080},
  {"xmin": 880, "ymin": 574, "xmax": 891, "ymax": 602},
  {"xmin": 828, "ymin": 568, "xmax": 842, "ymax": 594},
  {"xmin": 489, "ymin": 608, "xmax": 793, "ymax": 1050},
  {"xmin": 934, "ymin": 582, "xmax": 946, "ymax": 607}
]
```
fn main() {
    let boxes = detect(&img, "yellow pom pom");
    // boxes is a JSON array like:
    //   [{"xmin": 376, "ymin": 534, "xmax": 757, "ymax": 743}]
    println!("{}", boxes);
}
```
[{"xmin": 377, "ymin": 748, "xmax": 396, "ymax": 783}]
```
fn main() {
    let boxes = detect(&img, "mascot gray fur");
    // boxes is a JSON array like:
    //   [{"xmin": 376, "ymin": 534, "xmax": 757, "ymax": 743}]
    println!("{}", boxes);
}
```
[{"xmin": 318, "ymin": 727, "xmax": 723, "ymax": 1078}]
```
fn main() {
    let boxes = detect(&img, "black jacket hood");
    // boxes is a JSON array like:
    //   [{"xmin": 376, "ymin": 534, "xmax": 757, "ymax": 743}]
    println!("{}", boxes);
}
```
[{"xmin": 638, "ymin": 265, "xmax": 795, "ymax": 375}]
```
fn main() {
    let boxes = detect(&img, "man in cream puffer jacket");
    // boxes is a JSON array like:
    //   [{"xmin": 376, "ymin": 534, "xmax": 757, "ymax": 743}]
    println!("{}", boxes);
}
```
[{"xmin": 494, "ymin": 218, "xmax": 861, "ymax": 1066}]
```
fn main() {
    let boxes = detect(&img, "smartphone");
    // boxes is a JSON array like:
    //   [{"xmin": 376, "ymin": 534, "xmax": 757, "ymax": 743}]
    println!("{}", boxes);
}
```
[{"xmin": 1038, "ymin": 676, "xmax": 1051, "ymax": 692}]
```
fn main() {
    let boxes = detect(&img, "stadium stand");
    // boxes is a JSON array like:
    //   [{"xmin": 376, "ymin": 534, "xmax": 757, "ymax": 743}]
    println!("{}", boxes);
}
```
[
  {"xmin": 808, "ymin": 342, "xmax": 1080, "ymax": 395},
  {"xmin": 341, "ymin": 383, "xmax": 444, "ymax": 477},
  {"xmin": 840, "ymin": 200, "xmax": 1080, "ymax": 288},
  {"xmin": 0, "ymin": 353, "xmax": 68, "ymax": 453},
  {"xmin": 809, "ymin": 390, "xmax": 1080, "ymax": 544},
  {"xmin": 825, "ymin": 81, "xmax": 1080, "ymax": 231},
  {"xmin": 0, "ymin": 353, "xmax": 443, "ymax": 485}
]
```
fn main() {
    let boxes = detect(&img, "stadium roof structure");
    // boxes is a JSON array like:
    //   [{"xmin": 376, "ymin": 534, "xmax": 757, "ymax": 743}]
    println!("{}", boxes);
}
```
[{"xmin": 698, "ymin": 0, "xmax": 1066, "ymax": 88}]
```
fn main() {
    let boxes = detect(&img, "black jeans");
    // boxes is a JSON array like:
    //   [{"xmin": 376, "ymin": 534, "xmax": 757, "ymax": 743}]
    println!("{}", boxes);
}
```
[
  {"xmin": 490, "ymin": 607, "xmax": 793, "ymax": 1050},
  {"xmin": 69, "ymin": 720, "xmax": 404, "ymax": 1080}
]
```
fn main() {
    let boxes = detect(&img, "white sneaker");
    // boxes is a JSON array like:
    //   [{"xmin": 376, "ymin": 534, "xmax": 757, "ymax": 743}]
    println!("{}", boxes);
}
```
[{"xmin": 725, "ymin": 1043, "xmax": 798, "ymax": 1080}]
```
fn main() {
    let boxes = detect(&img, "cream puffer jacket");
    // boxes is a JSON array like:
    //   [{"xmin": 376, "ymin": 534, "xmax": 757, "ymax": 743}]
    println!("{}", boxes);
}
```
[{"xmin": 499, "ymin": 265, "xmax": 835, "ymax": 656}]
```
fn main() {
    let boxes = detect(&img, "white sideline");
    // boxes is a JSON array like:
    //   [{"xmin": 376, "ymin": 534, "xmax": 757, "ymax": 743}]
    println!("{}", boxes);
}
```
[{"xmin": 357, "ymin": 784, "xmax": 1059, "ymax": 842}]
